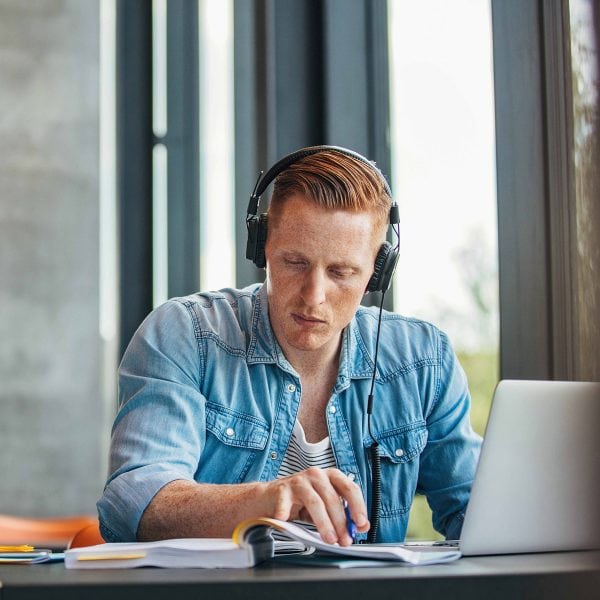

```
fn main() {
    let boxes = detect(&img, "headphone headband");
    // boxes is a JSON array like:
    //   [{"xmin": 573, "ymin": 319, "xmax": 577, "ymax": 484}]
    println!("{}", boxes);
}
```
[{"xmin": 249, "ymin": 146, "xmax": 393, "ymax": 214}]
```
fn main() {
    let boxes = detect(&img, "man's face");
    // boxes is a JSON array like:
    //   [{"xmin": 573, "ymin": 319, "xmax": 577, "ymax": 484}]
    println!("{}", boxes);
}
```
[{"xmin": 265, "ymin": 194, "xmax": 384, "ymax": 363}]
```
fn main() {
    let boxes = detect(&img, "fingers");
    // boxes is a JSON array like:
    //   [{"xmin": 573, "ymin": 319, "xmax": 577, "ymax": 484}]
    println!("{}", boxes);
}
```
[
  {"xmin": 271, "ymin": 468, "xmax": 369, "ymax": 546},
  {"xmin": 291, "ymin": 474, "xmax": 340, "ymax": 544},
  {"xmin": 272, "ymin": 483, "xmax": 293, "ymax": 521},
  {"xmin": 326, "ymin": 469, "xmax": 370, "ymax": 534}
]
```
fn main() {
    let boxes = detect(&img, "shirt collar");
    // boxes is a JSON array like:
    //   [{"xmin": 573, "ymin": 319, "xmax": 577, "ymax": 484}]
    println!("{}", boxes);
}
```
[
  {"xmin": 337, "ymin": 315, "xmax": 377, "ymax": 386},
  {"xmin": 246, "ymin": 284, "xmax": 278, "ymax": 364}
]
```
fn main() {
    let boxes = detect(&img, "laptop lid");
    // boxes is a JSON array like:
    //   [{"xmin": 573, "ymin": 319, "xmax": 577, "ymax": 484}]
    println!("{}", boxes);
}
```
[{"xmin": 460, "ymin": 379, "xmax": 600, "ymax": 556}]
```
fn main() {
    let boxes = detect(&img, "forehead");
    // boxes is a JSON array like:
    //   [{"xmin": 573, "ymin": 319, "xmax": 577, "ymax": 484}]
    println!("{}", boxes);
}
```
[
  {"xmin": 268, "ymin": 194, "xmax": 384, "ymax": 239},
  {"xmin": 267, "ymin": 195, "xmax": 384, "ymax": 262}
]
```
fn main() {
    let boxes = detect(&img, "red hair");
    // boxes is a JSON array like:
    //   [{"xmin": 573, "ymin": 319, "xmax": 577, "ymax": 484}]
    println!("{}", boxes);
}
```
[{"xmin": 267, "ymin": 150, "xmax": 391, "ymax": 233}]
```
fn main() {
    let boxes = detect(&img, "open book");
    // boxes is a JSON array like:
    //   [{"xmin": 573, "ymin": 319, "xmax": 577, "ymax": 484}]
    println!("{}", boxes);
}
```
[
  {"xmin": 65, "ymin": 518, "xmax": 460, "ymax": 569},
  {"xmin": 235, "ymin": 518, "xmax": 461, "ymax": 566}
]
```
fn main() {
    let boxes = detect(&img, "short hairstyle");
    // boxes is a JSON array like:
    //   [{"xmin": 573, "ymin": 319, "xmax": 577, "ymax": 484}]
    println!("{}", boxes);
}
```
[{"xmin": 266, "ymin": 150, "xmax": 391, "ymax": 234}]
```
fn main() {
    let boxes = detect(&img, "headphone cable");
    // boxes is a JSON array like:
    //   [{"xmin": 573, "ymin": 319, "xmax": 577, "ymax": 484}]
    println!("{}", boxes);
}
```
[{"xmin": 366, "ymin": 290, "xmax": 386, "ymax": 543}]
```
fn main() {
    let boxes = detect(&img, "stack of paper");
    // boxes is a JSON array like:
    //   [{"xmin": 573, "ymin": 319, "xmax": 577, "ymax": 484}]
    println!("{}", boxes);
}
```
[
  {"xmin": 0, "ymin": 545, "xmax": 56, "ymax": 564},
  {"xmin": 65, "ymin": 529, "xmax": 273, "ymax": 570}
]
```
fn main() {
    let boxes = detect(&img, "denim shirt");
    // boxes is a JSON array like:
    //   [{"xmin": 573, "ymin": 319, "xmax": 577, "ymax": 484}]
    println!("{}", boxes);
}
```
[{"xmin": 97, "ymin": 284, "xmax": 481, "ymax": 543}]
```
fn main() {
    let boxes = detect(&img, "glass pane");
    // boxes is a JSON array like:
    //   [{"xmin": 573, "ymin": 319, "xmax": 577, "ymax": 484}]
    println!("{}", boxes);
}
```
[
  {"xmin": 152, "ymin": 0, "xmax": 167, "ymax": 138},
  {"xmin": 569, "ymin": 0, "xmax": 600, "ymax": 380},
  {"xmin": 388, "ymin": 0, "xmax": 499, "ymax": 540},
  {"xmin": 100, "ymin": 0, "xmax": 118, "ymax": 439},
  {"xmin": 152, "ymin": 0, "xmax": 168, "ymax": 307},
  {"xmin": 199, "ymin": 0, "xmax": 235, "ymax": 291},
  {"xmin": 99, "ymin": 0, "xmax": 117, "ymax": 345},
  {"xmin": 152, "ymin": 143, "xmax": 169, "ymax": 307}
]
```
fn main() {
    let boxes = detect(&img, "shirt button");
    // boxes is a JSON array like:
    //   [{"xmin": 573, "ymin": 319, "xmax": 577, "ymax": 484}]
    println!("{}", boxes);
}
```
[
  {"xmin": 287, "ymin": 384, "xmax": 296, "ymax": 393},
  {"xmin": 329, "ymin": 405, "xmax": 336, "ymax": 414},
  {"xmin": 347, "ymin": 473, "xmax": 356, "ymax": 481},
  {"xmin": 395, "ymin": 448, "xmax": 404, "ymax": 457},
  {"xmin": 225, "ymin": 427, "xmax": 235, "ymax": 437},
  {"xmin": 270, "ymin": 451, "xmax": 278, "ymax": 460}
]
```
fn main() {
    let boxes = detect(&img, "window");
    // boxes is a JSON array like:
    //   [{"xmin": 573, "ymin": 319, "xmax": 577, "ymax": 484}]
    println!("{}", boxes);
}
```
[
  {"xmin": 199, "ymin": 0, "xmax": 235, "ymax": 292},
  {"xmin": 388, "ymin": 0, "xmax": 499, "ymax": 539}
]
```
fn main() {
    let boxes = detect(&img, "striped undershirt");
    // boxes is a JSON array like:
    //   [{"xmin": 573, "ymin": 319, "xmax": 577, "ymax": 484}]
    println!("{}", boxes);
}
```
[{"xmin": 277, "ymin": 419, "xmax": 337, "ymax": 478}]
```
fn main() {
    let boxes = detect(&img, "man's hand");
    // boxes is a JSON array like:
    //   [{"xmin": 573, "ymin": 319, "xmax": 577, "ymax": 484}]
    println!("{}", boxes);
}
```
[
  {"xmin": 265, "ymin": 467, "xmax": 370, "ymax": 546},
  {"xmin": 137, "ymin": 470, "xmax": 369, "ymax": 544}
]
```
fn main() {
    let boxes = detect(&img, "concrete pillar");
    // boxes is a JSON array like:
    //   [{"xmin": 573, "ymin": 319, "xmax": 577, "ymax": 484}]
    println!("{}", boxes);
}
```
[{"xmin": 0, "ymin": 0, "xmax": 108, "ymax": 516}]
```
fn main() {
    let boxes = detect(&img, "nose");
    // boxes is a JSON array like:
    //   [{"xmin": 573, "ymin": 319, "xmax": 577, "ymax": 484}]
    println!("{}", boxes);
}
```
[{"xmin": 300, "ymin": 268, "xmax": 327, "ymax": 307}]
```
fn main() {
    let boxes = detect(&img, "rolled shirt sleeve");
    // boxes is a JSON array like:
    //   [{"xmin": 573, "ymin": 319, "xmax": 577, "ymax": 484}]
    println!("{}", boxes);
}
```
[{"xmin": 97, "ymin": 300, "xmax": 206, "ymax": 542}]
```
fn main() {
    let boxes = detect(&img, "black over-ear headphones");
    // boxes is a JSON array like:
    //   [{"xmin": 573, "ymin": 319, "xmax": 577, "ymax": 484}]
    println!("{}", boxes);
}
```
[{"xmin": 245, "ymin": 145, "xmax": 400, "ymax": 293}]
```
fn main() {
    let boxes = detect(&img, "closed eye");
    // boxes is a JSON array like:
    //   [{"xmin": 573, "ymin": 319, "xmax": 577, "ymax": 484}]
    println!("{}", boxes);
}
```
[
  {"xmin": 329, "ymin": 267, "xmax": 356, "ymax": 279},
  {"xmin": 284, "ymin": 258, "xmax": 307, "ymax": 270}
]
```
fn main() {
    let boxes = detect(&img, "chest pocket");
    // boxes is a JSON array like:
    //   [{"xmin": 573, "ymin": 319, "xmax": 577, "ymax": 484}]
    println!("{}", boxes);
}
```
[
  {"xmin": 206, "ymin": 402, "xmax": 269, "ymax": 449},
  {"xmin": 200, "ymin": 403, "xmax": 270, "ymax": 483},
  {"xmin": 369, "ymin": 421, "xmax": 428, "ymax": 516}
]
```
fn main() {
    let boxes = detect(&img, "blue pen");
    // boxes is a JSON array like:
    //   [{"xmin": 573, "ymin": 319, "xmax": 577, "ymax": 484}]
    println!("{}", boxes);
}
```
[{"xmin": 343, "ymin": 499, "xmax": 357, "ymax": 543}]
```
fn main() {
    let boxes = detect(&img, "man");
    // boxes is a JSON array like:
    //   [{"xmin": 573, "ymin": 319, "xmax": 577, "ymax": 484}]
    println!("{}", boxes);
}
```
[{"xmin": 97, "ymin": 146, "xmax": 481, "ymax": 546}]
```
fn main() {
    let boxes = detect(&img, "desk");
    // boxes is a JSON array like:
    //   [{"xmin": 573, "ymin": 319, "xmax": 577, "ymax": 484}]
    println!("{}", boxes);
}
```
[{"xmin": 0, "ymin": 551, "xmax": 599, "ymax": 600}]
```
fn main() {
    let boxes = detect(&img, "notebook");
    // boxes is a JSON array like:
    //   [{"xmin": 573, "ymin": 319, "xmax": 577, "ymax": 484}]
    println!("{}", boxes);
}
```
[{"xmin": 456, "ymin": 379, "xmax": 600, "ymax": 556}]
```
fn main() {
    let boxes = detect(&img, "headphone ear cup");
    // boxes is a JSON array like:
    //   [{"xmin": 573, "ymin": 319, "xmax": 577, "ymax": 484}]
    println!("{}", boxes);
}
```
[
  {"xmin": 245, "ymin": 213, "xmax": 268, "ymax": 268},
  {"xmin": 254, "ymin": 213, "xmax": 268, "ymax": 269},
  {"xmin": 367, "ymin": 242, "xmax": 399, "ymax": 293}
]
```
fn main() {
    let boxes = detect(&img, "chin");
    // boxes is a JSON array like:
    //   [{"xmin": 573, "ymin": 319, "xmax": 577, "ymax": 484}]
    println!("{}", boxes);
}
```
[{"xmin": 287, "ymin": 333, "xmax": 329, "ymax": 352}]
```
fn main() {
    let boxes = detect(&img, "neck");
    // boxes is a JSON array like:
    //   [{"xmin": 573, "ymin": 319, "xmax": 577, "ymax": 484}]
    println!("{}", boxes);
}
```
[{"xmin": 281, "ymin": 336, "xmax": 342, "ymax": 379}]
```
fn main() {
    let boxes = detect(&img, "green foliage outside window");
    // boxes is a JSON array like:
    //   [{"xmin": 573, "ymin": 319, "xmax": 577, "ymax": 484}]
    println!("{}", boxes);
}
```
[{"xmin": 405, "ymin": 351, "xmax": 498, "ymax": 540}]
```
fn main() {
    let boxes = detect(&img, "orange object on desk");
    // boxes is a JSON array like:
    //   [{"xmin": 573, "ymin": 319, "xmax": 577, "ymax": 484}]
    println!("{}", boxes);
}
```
[
  {"xmin": 67, "ymin": 522, "xmax": 105, "ymax": 549},
  {"xmin": 0, "ymin": 514, "xmax": 99, "ymax": 549}
]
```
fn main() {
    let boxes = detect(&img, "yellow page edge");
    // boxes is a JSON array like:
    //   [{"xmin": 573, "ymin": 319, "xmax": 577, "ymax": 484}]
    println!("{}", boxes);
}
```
[{"xmin": 77, "ymin": 553, "xmax": 147, "ymax": 561}]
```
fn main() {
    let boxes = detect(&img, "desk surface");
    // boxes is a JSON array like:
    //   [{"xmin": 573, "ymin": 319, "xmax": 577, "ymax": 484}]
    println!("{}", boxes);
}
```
[{"xmin": 1, "ymin": 550, "xmax": 599, "ymax": 600}]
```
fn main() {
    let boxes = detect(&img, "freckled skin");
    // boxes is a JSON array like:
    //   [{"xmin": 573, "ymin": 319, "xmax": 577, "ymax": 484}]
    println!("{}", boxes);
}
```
[{"xmin": 265, "ymin": 194, "xmax": 384, "ymax": 373}]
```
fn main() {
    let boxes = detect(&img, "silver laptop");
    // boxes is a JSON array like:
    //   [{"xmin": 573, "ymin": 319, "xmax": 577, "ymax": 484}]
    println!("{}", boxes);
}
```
[{"xmin": 458, "ymin": 379, "xmax": 600, "ymax": 556}]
